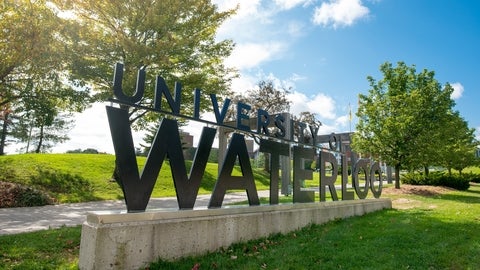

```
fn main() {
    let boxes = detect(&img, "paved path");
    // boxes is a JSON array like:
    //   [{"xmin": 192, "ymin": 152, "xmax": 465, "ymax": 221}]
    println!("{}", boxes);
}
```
[{"xmin": 0, "ymin": 191, "xmax": 271, "ymax": 235}]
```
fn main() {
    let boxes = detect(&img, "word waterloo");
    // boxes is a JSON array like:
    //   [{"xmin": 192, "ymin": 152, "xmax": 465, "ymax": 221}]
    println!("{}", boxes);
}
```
[{"xmin": 107, "ymin": 63, "xmax": 383, "ymax": 212}]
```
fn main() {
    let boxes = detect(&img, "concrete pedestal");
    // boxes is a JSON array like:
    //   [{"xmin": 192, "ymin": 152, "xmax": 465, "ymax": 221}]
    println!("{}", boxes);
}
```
[{"xmin": 79, "ymin": 199, "xmax": 391, "ymax": 270}]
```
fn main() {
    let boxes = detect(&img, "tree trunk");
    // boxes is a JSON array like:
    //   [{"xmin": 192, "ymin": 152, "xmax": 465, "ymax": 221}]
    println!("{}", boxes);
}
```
[
  {"xmin": 424, "ymin": 166, "xmax": 429, "ymax": 179},
  {"xmin": 264, "ymin": 153, "xmax": 270, "ymax": 172},
  {"xmin": 0, "ymin": 112, "xmax": 8, "ymax": 155},
  {"xmin": 395, "ymin": 164, "xmax": 401, "ymax": 189},
  {"xmin": 35, "ymin": 124, "xmax": 44, "ymax": 153}
]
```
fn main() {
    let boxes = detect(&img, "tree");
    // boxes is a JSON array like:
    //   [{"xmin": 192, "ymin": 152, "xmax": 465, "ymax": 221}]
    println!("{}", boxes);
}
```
[
  {"xmin": 0, "ymin": 105, "xmax": 12, "ymax": 154},
  {"xmin": 227, "ymin": 80, "xmax": 291, "ymax": 126},
  {"xmin": 438, "ymin": 112, "xmax": 479, "ymax": 175},
  {"xmin": 244, "ymin": 80, "xmax": 291, "ymax": 116},
  {"xmin": 51, "ymin": 0, "xmax": 238, "ymax": 128},
  {"xmin": 292, "ymin": 111, "xmax": 322, "ymax": 144},
  {"xmin": 12, "ymin": 112, "xmax": 73, "ymax": 153},
  {"xmin": 352, "ymin": 62, "xmax": 456, "ymax": 188},
  {"xmin": 225, "ymin": 80, "xmax": 291, "ymax": 171},
  {"xmin": 0, "ymin": 0, "xmax": 90, "ymax": 154}
]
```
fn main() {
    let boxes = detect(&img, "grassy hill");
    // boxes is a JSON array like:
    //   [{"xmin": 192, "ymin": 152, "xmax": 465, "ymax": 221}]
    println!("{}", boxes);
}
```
[{"xmin": 0, "ymin": 153, "xmax": 271, "ymax": 205}]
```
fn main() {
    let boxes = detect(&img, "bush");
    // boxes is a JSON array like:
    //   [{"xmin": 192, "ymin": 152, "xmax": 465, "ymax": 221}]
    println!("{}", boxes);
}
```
[
  {"xmin": 0, "ymin": 181, "xmax": 53, "ymax": 208},
  {"xmin": 402, "ymin": 171, "xmax": 470, "ymax": 190},
  {"xmin": 463, "ymin": 172, "xmax": 480, "ymax": 183}
]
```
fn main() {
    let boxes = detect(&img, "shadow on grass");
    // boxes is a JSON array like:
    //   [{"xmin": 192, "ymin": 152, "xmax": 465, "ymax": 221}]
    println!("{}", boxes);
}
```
[
  {"xmin": 427, "ymin": 182, "xmax": 480, "ymax": 204},
  {"xmin": 30, "ymin": 168, "xmax": 102, "ymax": 203},
  {"xmin": 433, "ymin": 193, "xmax": 480, "ymax": 204},
  {"xmin": 464, "ymin": 183, "xmax": 480, "ymax": 195}
]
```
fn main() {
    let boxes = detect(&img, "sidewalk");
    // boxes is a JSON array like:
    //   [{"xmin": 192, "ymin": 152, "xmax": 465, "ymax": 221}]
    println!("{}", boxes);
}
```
[{"xmin": 0, "ymin": 191, "xmax": 271, "ymax": 235}]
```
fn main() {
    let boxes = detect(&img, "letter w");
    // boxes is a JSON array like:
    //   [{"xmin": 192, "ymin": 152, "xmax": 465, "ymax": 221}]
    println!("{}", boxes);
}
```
[{"xmin": 106, "ymin": 106, "xmax": 215, "ymax": 212}]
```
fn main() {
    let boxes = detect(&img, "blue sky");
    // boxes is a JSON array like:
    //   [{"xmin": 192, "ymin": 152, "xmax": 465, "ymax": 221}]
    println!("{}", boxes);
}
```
[
  {"xmin": 43, "ymin": 0, "xmax": 479, "ymax": 153},
  {"xmin": 213, "ymin": 0, "xmax": 479, "ymax": 135}
]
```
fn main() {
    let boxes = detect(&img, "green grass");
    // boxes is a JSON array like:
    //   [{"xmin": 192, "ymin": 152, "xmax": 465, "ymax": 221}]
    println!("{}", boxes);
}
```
[
  {"xmin": 149, "ymin": 183, "xmax": 480, "ymax": 270},
  {"xmin": 0, "ymin": 226, "xmax": 81, "ymax": 270},
  {"xmin": 1, "ymin": 183, "xmax": 480, "ymax": 269},
  {"xmin": 0, "ymin": 153, "xmax": 272, "ymax": 203},
  {"xmin": 1, "ymin": 154, "xmax": 479, "ymax": 268}
]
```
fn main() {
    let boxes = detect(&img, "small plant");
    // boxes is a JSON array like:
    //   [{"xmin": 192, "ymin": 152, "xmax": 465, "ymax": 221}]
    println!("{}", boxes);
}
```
[{"xmin": 0, "ymin": 181, "xmax": 53, "ymax": 207}]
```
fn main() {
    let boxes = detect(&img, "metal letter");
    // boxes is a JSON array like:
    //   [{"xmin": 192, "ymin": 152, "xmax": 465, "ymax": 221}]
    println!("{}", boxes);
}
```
[
  {"xmin": 259, "ymin": 139, "xmax": 289, "ymax": 204},
  {"xmin": 353, "ymin": 159, "xmax": 370, "ymax": 199},
  {"xmin": 236, "ymin": 102, "xmax": 251, "ymax": 131},
  {"xmin": 341, "ymin": 153, "xmax": 354, "ymax": 200},
  {"xmin": 210, "ymin": 94, "xmax": 231, "ymax": 124},
  {"xmin": 369, "ymin": 162, "xmax": 383, "ymax": 198},
  {"xmin": 209, "ymin": 133, "xmax": 260, "ymax": 208},
  {"xmin": 293, "ymin": 146, "xmax": 315, "ymax": 203},
  {"xmin": 154, "ymin": 76, "xmax": 181, "ymax": 114},
  {"xmin": 257, "ymin": 109, "xmax": 270, "ymax": 136},
  {"xmin": 107, "ymin": 106, "xmax": 215, "ymax": 211},
  {"xmin": 112, "ymin": 63, "xmax": 145, "ymax": 104},
  {"xmin": 320, "ymin": 151, "xmax": 339, "ymax": 201}
]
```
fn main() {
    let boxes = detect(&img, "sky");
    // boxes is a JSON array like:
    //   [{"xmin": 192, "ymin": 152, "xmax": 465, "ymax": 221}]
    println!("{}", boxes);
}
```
[{"xmin": 9, "ymin": 0, "xmax": 479, "ymax": 154}]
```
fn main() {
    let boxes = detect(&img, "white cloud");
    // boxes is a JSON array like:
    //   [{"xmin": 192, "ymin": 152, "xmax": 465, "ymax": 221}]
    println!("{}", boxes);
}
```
[
  {"xmin": 274, "ymin": 0, "xmax": 314, "ymax": 10},
  {"xmin": 287, "ymin": 20, "xmax": 307, "ymax": 37},
  {"xmin": 450, "ymin": 82, "xmax": 464, "ymax": 100},
  {"xmin": 312, "ymin": 0, "xmax": 370, "ymax": 28},
  {"xmin": 52, "ymin": 103, "xmax": 144, "ymax": 154},
  {"xmin": 288, "ymin": 91, "xmax": 336, "ymax": 120},
  {"xmin": 335, "ymin": 114, "xmax": 350, "ymax": 127},
  {"xmin": 225, "ymin": 42, "xmax": 286, "ymax": 70},
  {"xmin": 318, "ymin": 123, "xmax": 338, "ymax": 135}
]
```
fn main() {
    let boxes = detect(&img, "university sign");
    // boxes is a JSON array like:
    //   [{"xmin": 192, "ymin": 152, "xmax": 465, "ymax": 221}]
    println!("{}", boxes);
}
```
[
  {"xmin": 106, "ymin": 63, "xmax": 383, "ymax": 213},
  {"xmin": 78, "ymin": 64, "xmax": 390, "ymax": 269}
]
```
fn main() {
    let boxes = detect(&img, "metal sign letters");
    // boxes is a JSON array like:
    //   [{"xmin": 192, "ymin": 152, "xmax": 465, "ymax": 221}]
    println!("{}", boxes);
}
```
[{"xmin": 107, "ymin": 63, "xmax": 382, "ymax": 212}]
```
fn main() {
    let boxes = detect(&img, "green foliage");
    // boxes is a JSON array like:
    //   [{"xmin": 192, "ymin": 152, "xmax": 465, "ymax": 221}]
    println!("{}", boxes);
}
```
[
  {"xmin": 353, "ymin": 61, "xmax": 474, "ymax": 188},
  {"xmin": 66, "ymin": 148, "xmax": 99, "ymax": 154},
  {"xmin": 0, "ymin": 1, "xmax": 90, "ymax": 153},
  {"xmin": 466, "ymin": 172, "xmax": 480, "ymax": 183},
  {"xmin": 401, "ymin": 171, "xmax": 471, "ymax": 190},
  {"xmin": 15, "ymin": 186, "xmax": 53, "ymax": 207},
  {"xmin": 51, "ymin": 0, "xmax": 237, "ymax": 129},
  {"xmin": 0, "ymin": 181, "xmax": 53, "ymax": 207}
]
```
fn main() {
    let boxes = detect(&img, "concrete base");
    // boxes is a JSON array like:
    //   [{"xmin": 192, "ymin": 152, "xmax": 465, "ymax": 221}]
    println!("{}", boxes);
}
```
[{"xmin": 79, "ymin": 199, "xmax": 391, "ymax": 270}]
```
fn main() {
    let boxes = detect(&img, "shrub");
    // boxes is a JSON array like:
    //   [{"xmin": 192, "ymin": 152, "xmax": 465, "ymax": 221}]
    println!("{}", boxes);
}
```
[
  {"xmin": 462, "ymin": 172, "xmax": 480, "ymax": 183},
  {"xmin": 401, "ymin": 172, "xmax": 430, "ymax": 185},
  {"xmin": 0, "ymin": 181, "xmax": 53, "ymax": 208},
  {"xmin": 402, "ymin": 171, "xmax": 470, "ymax": 190},
  {"xmin": 436, "ymin": 175, "xmax": 470, "ymax": 190}
]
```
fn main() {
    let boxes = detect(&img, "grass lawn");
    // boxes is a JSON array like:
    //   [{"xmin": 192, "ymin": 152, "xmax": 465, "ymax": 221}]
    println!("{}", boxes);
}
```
[
  {"xmin": 1, "ymin": 183, "xmax": 480, "ymax": 269},
  {"xmin": 0, "ymin": 153, "xmax": 272, "ymax": 203}
]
